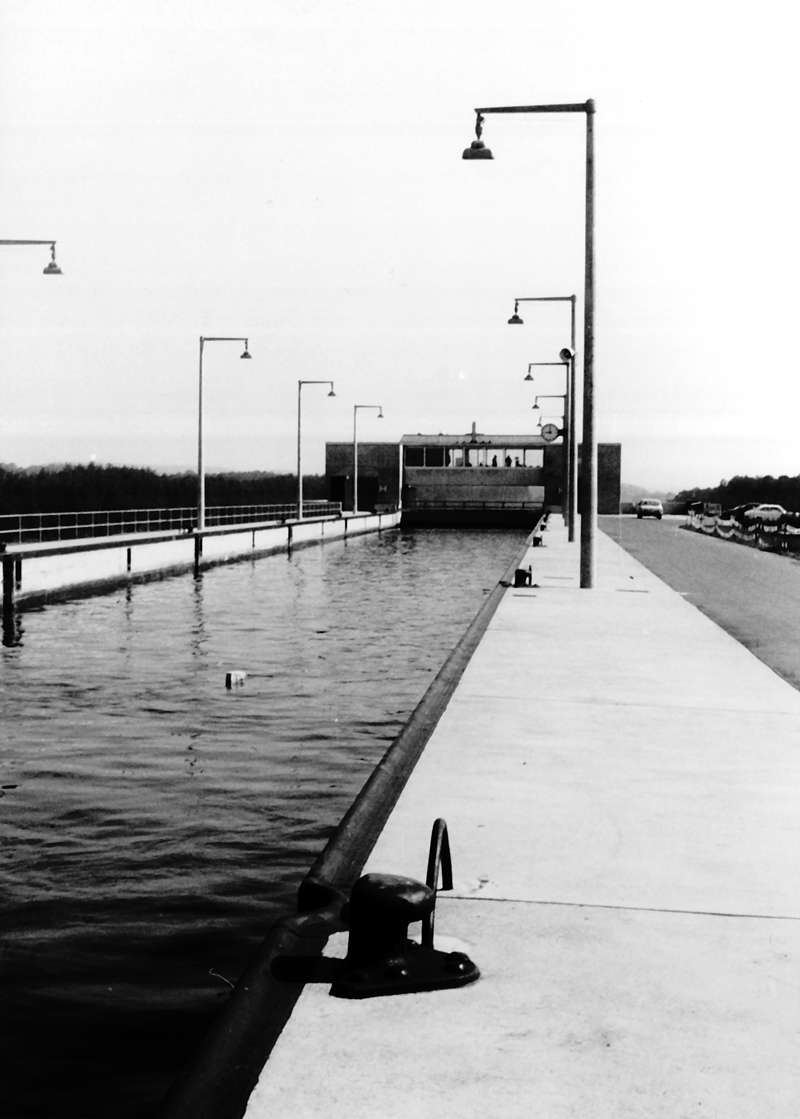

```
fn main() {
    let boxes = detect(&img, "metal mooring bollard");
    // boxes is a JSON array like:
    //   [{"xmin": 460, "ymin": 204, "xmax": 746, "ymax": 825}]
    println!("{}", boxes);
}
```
[
  {"xmin": 513, "ymin": 565, "xmax": 532, "ymax": 586},
  {"xmin": 331, "ymin": 826, "xmax": 479, "ymax": 999}
]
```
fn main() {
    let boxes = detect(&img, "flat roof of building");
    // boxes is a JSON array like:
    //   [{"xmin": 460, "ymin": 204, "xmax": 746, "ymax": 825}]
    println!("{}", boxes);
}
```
[{"xmin": 401, "ymin": 433, "xmax": 551, "ymax": 447}]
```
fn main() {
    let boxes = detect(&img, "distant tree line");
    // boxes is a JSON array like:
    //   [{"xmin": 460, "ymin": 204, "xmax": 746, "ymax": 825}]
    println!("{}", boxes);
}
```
[
  {"xmin": 0, "ymin": 464, "xmax": 327, "ymax": 515},
  {"xmin": 674, "ymin": 474, "xmax": 800, "ymax": 514}
]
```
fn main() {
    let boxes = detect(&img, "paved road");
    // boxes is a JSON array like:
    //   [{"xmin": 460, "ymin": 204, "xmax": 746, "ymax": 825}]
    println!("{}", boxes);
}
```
[{"xmin": 599, "ymin": 514, "xmax": 800, "ymax": 691}]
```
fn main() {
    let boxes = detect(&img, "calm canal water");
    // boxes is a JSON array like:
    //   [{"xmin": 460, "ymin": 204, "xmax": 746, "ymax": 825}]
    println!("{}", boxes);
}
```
[{"xmin": 0, "ymin": 527, "xmax": 526, "ymax": 1119}]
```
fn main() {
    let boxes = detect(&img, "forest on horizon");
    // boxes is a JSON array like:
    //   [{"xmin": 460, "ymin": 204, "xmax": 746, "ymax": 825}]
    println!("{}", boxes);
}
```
[
  {"xmin": 0, "ymin": 463, "xmax": 327, "ymax": 515},
  {"xmin": 2, "ymin": 462, "xmax": 800, "ymax": 517},
  {"xmin": 672, "ymin": 473, "xmax": 800, "ymax": 513}
]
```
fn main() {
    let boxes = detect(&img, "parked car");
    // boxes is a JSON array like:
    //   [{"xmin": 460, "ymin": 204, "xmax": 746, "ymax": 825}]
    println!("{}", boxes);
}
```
[
  {"xmin": 743, "ymin": 504, "xmax": 787, "ymax": 524},
  {"xmin": 636, "ymin": 498, "xmax": 663, "ymax": 520},
  {"xmin": 725, "ymin": 502, "xmax": 761, "ymax": 523}
]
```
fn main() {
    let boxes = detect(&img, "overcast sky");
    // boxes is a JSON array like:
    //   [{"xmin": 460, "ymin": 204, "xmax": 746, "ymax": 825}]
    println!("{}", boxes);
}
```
[{"xmin": 1, "ymin": 0, "xmax": 795, "ymax": 492}]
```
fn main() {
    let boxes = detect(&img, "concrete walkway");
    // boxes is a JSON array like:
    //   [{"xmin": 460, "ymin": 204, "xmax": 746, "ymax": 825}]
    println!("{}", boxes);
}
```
[{"xmin": 244, "ymin": 516, "xmax": 800, "ymax": 1118}]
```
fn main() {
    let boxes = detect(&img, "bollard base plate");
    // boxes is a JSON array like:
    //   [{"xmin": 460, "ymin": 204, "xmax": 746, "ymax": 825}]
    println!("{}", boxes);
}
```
[{"xmin": 330, "ymin": 940, "xmax": 479, "ymax": 999}]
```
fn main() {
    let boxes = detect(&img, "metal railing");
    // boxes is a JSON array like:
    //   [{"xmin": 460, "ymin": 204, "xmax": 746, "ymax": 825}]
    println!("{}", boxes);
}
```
[
  {"xmin": 410, "ymin": 499, "xmax": 542, "ymax": 510},
  {"xmin": 0, "ymin": 503, "xmax": 342, "ymax": 545}
]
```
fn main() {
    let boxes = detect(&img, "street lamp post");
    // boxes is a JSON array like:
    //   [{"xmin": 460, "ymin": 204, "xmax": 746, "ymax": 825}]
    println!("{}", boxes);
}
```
[
  {"xmin": 525, "ymin": 358, "xmax": 573, "ymax": 534},
  {"xmin": 463, "ymin": 99, "xmax": 596, "ymax": 588},
  {"xmin": 197, "ymin": 337, "xmax": 251, "ymax": 552},
  {"xmin": 510, "ymin": 295, "xmax": 577, "ymax": 542},
  {"xmin": 297, "ymin": 380, "xmax": 335, "ymax": 520},
  {"xmin": 353, "ymin": 404, "xmax": 383, "ymax": 513},
  {"xmin": 0, "ymin": 240, "xmax": 62, "ymax": 274}
]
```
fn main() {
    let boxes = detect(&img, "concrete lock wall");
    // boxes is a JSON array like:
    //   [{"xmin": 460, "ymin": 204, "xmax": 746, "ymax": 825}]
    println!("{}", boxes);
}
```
[
  {"xmin": 403, "ymin": 466, "xmax": 545, "ymax": 506},
  {"xmin": 325, "ymin": 443, "xmax": 402, "ymax": 512},
  {"xmin": 4, "ymin": 513, "xmax": 400, "ymax": 614}
]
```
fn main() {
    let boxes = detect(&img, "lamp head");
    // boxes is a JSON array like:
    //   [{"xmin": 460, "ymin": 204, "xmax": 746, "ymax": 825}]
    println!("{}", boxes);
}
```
[
  {"xmin": 531, "ymin": 402, "xmax": 540, "ymax": 411},
  {"xmin": 462, "ymin": 140, "xmax": 493, "ymax": 160},
  {"xmin": 240, "ymin": 346, "xmax": 251, "ymax": 359},
  {"xmin": 508, "ymin": 301, "xmax": 523, "ymax": 325},
  {"xmin": 462, "ymin": 112, "xmax": 493, "ymax": 159},
  {"xmin": 328, "ymin": 385, "xmax": 336, "ymax": 397},
  {"xmin": 559, "ymin": 347, "xmax": 574, "ymax": 362},
  {"xmin": 378, "ymin": 408, "xmax": 384, "ymax": 418},
  {"xmin": 43, "ymin": 243, "xmax": 61, "ymax": 275},
  {"xmin": 524, "ymin": 367, "xmax": 534, "ymax": 381}
]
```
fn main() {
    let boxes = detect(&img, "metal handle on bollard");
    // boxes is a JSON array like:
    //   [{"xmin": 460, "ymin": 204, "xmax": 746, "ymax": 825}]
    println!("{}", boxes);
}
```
[{"xmin": 422, "ymin": 817, "xmax": 452, "ymax": 948}]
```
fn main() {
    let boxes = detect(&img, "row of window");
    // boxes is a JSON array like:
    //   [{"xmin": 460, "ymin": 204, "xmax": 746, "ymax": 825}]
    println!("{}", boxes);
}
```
[{"xmin": 403, "ymin": 446, "xmax": 544, "ymax": 468}]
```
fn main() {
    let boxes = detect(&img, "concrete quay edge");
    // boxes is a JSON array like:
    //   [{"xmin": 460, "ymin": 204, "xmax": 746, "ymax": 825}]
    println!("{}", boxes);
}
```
[
  {"xmin": 153, "ymin": 523, "xmax": 539, "ymax": 1119},
  {"xmin": 244, "ymin": 514, "xmax": 800, "ymax": 1119}
]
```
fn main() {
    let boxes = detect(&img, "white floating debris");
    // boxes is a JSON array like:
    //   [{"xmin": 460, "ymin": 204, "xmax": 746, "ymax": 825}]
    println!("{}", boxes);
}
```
[{"xmin": 225, "ymin": 671, "xmax": 247, "ymax": 689}]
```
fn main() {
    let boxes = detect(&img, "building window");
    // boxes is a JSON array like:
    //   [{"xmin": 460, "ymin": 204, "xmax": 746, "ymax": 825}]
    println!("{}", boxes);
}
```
[{"xmin": 425, "ymin": 446, "xmax": 445, "ymax": 467}]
